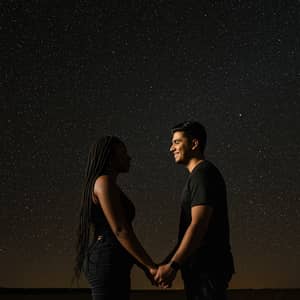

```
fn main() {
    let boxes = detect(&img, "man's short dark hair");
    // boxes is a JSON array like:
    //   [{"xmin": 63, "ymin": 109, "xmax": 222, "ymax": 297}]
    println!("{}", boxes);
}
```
[{"xmin": 171, "ymin": 121, "xmax": 207, "ymax": 154}]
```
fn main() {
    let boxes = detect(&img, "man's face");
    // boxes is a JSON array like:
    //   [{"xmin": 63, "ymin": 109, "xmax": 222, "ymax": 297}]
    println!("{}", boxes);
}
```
[{"xmin": 169, "ymin": 131, "xmax": 192, "ymax": 165}]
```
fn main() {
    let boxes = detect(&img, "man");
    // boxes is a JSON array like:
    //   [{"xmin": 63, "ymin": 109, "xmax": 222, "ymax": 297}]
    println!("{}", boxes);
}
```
[{"xmin": 154, "ymin": 121, "xmax": 235, "ymax": 300}]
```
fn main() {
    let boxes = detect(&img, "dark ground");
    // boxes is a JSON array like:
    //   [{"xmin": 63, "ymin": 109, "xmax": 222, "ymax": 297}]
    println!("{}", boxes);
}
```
[{"xmin": 1, "ymin": 289, "xmax": 300, "ymax": 300}]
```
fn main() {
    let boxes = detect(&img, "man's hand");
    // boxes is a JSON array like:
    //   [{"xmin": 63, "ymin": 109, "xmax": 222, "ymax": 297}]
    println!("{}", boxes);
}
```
[{"xmin": 154, "ymin": 264, "xmax": 177, "ymax": 288}]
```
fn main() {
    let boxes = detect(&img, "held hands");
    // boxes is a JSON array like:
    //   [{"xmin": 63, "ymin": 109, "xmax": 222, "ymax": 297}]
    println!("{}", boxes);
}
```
[
  {"xmin": 155, "ymin": 264, "xmax": 177, "ymax": 288},
  {"xmin": 146, "ymin": 263, "xmax": 177, "ymax": 288}
]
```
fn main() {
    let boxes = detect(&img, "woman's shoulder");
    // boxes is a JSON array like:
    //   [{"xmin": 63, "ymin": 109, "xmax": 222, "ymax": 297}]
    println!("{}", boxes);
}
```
[
  {"xmin": 95, "ymin": 174, "xmax": 112, "ymax": 184},
  {"xmin": 94, "ymin": 175, "xmax": 119, "ymax": 194}
]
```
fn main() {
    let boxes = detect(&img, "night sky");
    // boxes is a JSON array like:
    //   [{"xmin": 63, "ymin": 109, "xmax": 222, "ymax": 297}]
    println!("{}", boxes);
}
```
[{"xmin": 1, "ymin": 0, "xmax": 300, "ymax": 289}]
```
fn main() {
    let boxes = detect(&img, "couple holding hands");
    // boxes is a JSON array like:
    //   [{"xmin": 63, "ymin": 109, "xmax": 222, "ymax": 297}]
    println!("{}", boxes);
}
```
[{"xmin": 74, "ymin": 121, "xmax": 235, "ymax": 300}]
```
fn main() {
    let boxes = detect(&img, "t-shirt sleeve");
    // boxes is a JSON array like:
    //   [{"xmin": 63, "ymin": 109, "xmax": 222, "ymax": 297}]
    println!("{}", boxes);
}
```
[{"xmin": 189, "ymin": 169, "xmax": 215, "ymax": 207}]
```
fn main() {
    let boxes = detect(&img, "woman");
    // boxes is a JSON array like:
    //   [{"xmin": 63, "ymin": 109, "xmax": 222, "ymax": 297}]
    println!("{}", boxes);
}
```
[{"xmin": 74, "ymin": 136, "xmax": 157, "ymax": 300}]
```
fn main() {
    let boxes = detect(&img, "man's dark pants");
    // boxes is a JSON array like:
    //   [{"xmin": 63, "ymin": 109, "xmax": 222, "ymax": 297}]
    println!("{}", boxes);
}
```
[{"xmin": 184, "ymin": 276, "xmax": 230, "ymax": 300}]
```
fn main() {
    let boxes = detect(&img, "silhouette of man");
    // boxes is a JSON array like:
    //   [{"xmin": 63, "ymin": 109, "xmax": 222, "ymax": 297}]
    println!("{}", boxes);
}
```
[{"xmin": 155, "ymin": 121, "xmax": 235, "ymax": 300}]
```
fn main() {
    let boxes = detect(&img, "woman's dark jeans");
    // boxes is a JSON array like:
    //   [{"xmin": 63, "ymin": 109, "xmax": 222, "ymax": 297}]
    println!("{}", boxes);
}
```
[{"xmin": 84, "ymin": 236, "xmax": 133, "ymax": 300}]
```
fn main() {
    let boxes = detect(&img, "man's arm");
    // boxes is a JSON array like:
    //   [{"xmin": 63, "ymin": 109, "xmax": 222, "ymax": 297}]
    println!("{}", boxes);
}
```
[
  {"xmin": 170, "ymin": 204, "xmax": 213, "ymax": 265},
  {"xmin": 155, "ymin": 205, "xmax": 213, "ymax": 287}
]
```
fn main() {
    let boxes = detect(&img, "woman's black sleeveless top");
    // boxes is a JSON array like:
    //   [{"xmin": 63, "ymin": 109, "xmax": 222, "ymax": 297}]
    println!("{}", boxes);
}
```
[{"xmin": 90, "ymin": 189, "xmax": 135, "ymax": 241}]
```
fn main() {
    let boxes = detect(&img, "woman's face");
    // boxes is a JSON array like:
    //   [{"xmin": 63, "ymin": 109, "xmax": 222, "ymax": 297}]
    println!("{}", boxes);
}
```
[{"xmin": 112, "ymin": 142, "xmax": 131, "ymax": 173}]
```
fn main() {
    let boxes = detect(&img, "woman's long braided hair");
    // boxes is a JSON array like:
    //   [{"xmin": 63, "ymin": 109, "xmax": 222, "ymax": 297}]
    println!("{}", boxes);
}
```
[{"xmin": 73, "ymin": 136, "xmax": 121, "ymax": 283}]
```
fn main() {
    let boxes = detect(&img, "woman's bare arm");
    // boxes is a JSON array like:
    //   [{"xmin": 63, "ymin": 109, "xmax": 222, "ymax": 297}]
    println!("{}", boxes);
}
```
[{"xmin": 94, "ymin": 175, "xmax": 157, "ymax": 272}]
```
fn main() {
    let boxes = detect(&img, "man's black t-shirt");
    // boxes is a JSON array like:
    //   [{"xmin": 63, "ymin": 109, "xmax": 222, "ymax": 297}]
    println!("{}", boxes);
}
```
[{"xmin": 178, "ymin": 160, "xmax": 234, "ymax": 280}]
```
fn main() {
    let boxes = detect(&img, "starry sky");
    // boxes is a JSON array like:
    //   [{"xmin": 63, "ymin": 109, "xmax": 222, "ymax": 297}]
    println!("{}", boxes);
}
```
[{"xmin": 1, "ymin": 0, "xmax": 300, "ymax": 289}]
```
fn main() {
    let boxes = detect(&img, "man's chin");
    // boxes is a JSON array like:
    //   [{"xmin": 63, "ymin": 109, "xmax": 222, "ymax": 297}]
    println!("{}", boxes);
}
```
[{"xmin": 175, "ymin": 159, "xmax": 184, "ymax": 164}]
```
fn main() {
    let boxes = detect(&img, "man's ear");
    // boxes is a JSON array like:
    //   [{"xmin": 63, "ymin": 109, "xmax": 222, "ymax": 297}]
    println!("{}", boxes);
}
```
[{"xmin": 191, "ymin": 138, "xmax": 200, "ymax": 151}]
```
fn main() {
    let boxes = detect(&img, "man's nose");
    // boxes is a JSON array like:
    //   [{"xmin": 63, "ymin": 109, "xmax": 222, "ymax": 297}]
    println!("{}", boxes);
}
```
[{"xmin": 170, "ymin": 145, "xmax": 174, "ymax": 152}]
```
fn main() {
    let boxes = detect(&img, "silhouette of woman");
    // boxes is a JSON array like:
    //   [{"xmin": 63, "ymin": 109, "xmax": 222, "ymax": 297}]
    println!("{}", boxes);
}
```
[{"xmin": 74, "ymin": 136, "xmax": 157, "ymax": 300}]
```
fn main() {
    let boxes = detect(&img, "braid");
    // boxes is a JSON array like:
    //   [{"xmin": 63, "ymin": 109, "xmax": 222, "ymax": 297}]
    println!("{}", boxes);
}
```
[{"xmin": 73, "ymin": 136, "xmax": 116, "ymax": 284}]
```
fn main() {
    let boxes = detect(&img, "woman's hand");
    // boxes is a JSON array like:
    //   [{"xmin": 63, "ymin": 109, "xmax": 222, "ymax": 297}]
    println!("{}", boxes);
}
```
[{"xmin": 144, "ymin": 266, "xmax": 158, "ymax": 286}]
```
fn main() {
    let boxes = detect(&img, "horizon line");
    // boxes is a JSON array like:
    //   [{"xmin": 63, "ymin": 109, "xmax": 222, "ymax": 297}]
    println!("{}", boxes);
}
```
[{"xmin": 1, "ymin": 287, "xmax": 300, "ymax": 291}]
